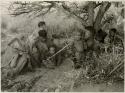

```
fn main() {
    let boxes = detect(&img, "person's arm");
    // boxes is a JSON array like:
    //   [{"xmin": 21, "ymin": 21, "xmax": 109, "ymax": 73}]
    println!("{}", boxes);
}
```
[
  {"xmin": 8, "ymin": 38, "xmax": 18, "ymax": 46},
  {"xmin": 31, "ymin": 39, "xmax": 38, "ymax": 53},
  {"xmin": 8, "ymin": 37, "xmax": 23, "ymax": 47}
]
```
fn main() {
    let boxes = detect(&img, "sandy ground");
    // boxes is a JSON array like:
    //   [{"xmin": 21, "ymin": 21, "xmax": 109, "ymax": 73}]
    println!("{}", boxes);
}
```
[{"xmin": 1, "ymin": 58, "xmax": 124, "ymax": 92}]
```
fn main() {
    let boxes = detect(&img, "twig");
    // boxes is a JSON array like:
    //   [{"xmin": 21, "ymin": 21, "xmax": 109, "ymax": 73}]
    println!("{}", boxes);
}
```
[
  {"xmin": 46, "ymin": 42, "xmax": 72, "ymax": 60},
  {"xmin": 107, "ymin": 61, "xmax": 124, "ymax": 76}
]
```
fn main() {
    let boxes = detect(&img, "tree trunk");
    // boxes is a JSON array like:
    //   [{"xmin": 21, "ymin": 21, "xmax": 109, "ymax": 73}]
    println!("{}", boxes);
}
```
[
  {"xmin": 94, "ymin": 2, "xmax": 111, "ymax": 32},
  {"xmin": 87, "ymin": 1, "xmax": 95, "ymax": 26}
]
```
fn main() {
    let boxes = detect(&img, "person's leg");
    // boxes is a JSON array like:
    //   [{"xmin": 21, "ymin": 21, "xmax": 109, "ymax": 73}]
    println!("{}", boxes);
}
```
[
  {"xmin": 56, "ymin": 54, "xmax": 62, "ymax": 66},
  {"xmin": 9, "ymin": 54, "xmax": 19, "ymax": 68},
  {"xmin": 74, "ymin": 52, "xmax": 82, "ymax": 69},
  {"xmin": 80, "ymin": 52, "xmax": 85, "ymax": 67},
  {"xmin": 27, "ymin": 57, "xmax": 33, "ymax": 70},
  {"xmin": 32, "ymin": 52, "xmax": 41, "ymax": 67},
  {"xmin": 13, "ymin": 54, "xmax": 27, "ymax": 75}
]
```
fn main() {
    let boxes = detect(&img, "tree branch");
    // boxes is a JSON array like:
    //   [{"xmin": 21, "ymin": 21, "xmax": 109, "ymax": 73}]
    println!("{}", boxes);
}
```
[
  {"xmin": 62, "ymin": 3, "xmax": 87, "ymax": 26},
  {"xmin": 87, "ymin": 1, "xmax": 95, "ymax": 26},
  {"xmin": 10, "ymin": 10, "xmax": 32, "ymax": 16},
  {"xmin": 35, "ymin": 4, "xmax": 54, "ymax": 17},
  {"xmin": 94, "ymin": 3, "xmax": 102, "ymax": 8},
  {"xmin": 9, "ymin": 1, "xmax": 56, "ymax": 17},
  {"xmin": 94, "ymin": 2, "xmax": 111, "ymax": 31}
]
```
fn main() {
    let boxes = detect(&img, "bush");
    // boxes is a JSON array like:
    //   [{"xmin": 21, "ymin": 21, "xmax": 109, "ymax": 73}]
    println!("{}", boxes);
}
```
[{"xmin": 85, "ymin": 44, "xmax": 124, "ymax": 83}]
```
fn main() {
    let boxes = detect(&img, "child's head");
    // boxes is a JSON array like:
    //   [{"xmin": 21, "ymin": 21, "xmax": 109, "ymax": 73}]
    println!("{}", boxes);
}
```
[
  {"xmin": 38, "ymin": 21, "xmax": 46, "ymax": 30},
  {"xmin": 38, "ymin": 30, "xmax": 47, "ymax": 39},
  {"xmin": 49, "ymin": 45, "xmax": 56, "ymax": 54}
]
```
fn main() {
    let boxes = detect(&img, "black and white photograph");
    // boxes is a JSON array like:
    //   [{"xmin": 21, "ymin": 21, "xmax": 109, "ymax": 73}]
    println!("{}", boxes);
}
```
[{"xmin": 1, "ymin": 0, "xmax": 124, "ymax": 92}]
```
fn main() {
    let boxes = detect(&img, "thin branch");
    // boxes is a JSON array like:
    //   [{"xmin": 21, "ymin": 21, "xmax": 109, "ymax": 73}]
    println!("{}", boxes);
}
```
[
  {"xmin": 35, "ymin": 5, "xmax": 53, "ymax": 17},
  {"xmin": 9, "ymin": 1, "xmax": 55, "ymax": 17},
  {"xmin": 10, "ymin": 10, "xmax": 32, "ymax": 16},
  {"xmin": 62, "ymin": 3, "xmax": 87, "ymax": 26},
  {"xmin": 94, "ymin": 3, "xmax": 102, "ymax": 8}
]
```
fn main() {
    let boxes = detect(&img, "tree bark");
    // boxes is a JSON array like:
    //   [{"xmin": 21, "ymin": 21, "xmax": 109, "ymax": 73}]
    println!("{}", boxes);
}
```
[
  {"xmin": 87, "ymin": 1, "xmax": 95, "ymax": 26},
  {"xmin": 94, "ymin": 2, "xmax": 111, "ymax": 32}
]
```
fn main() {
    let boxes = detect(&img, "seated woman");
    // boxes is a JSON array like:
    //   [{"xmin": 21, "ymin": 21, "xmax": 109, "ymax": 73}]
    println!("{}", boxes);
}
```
[{"xmin": 5, "ymin": 34, "xmax": 32, "ymax": 77}]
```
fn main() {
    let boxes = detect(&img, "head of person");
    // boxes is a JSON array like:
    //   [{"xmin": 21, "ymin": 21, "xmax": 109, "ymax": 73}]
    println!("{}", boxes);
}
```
[
  {"xmin": 109, "ymin": 28, "xmax": 117, "ymax": 37},
  {"xmin": 38, "ymin": 21, "xmax": 47, "ymax": 30},
  {"xmin": 49, "ymin": 45, "xmax": 56, "ymax": 54},
  {"xmin": 38, "ymin": 30, "xmax": 47, "ymax": 39},
  {"xmin": 95, "ymin": 29, "xmax": 107, "ymax": 43}
]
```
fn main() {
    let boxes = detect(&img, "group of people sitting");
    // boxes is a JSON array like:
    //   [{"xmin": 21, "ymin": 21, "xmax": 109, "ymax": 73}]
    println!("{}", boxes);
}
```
[
  {"xmin": 5, "ymin": 21, "xmax": 67, "ymax": 77},
  {"xmin": 3, "ymin": 20, "xmax": 120, "ymax": 77},
  {"xmin": 31, "ymin": 21, "xmax": 64, "ymax": 68}
]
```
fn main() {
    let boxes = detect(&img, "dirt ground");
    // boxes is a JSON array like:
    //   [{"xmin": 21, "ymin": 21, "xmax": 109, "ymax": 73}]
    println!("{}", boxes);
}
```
[{"xmin": 1, "ymin": 58, "xmax": 124, "ymax": 92}]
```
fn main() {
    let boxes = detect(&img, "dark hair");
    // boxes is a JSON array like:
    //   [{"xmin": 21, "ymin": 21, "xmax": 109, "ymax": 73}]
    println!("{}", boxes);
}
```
[
  {"xmin": 96, "ymin": 29, "xmax": 107, "ymax": 43},
  {"xmin": 38, "ymin": 30, "xmax": 47, "ymax": 38},
  {"xmin": 38, "ymin": 21, "xmax": 46, "ymax": 27},
  {"xmin": 52, "ymin": 34, "xmax": 60, "ymax": 39},
  {"xmin": 98, "ymin": 29, "xmax": 102, "ymax": 34},
  {"xmin": 110, "ymin": 28, "xmax": 117, "ymax": 33}
]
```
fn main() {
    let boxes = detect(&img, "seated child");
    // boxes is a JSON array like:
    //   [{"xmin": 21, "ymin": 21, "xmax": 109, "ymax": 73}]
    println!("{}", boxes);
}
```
[
  {"xmin": 32, "ymin": 30, "xmax": 48, "ymax": 67},
  {"xmin": 43, "ymin": 45, "xmax": 57, "ymax": 68}
]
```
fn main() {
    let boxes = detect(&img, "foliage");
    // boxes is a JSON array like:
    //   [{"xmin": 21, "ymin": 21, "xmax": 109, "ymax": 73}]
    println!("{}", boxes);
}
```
[
  {"xmin": 1, "ymin": 1, "xmax": 124, "ymax": 92},
  {"xmin": 8, "ymin": 1, "xmax": 111, "ymax": 27}
]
